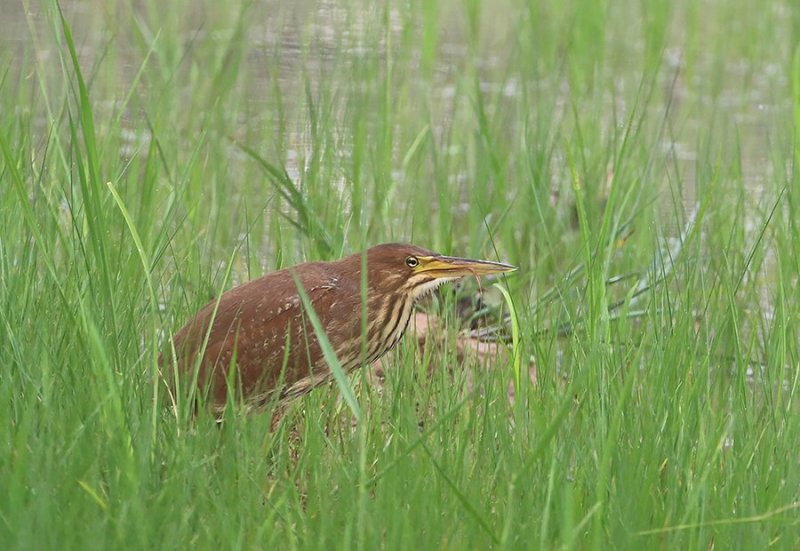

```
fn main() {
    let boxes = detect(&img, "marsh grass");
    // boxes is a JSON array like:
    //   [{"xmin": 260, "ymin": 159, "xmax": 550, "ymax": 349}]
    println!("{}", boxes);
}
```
[{"xmin": 2, "ymin": 0, "xmax": 800, "ymax": 548}]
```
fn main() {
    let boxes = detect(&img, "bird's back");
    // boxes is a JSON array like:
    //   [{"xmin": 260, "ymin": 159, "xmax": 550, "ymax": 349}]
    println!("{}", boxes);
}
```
[{"xmin": 166, "ymin": 260, "xmax": 362, "ymax": 410}]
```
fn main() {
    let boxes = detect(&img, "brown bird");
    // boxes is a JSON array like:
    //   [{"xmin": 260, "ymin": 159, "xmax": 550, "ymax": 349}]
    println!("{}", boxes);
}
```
[{"xmin": 163, "ymin": 243, "xmax": 517, "ymax": 413}]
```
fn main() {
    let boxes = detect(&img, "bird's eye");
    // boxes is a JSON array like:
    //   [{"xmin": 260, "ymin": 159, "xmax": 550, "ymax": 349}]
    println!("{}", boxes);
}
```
[{"xmin": 405, "ymin": 256, "xmax": 418, "ymax": 268}]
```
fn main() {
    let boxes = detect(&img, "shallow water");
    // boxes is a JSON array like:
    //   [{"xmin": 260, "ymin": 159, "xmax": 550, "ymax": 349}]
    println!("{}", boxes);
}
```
[{"xmin": 1, "ymin": 0, "xmax": 789, "ymax": 237}]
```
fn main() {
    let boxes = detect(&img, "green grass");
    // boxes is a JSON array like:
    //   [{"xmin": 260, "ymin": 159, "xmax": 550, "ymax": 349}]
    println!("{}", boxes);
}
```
[{"xmin": 2, "ymin": 0, "xmax": 800, "ymax": 548}]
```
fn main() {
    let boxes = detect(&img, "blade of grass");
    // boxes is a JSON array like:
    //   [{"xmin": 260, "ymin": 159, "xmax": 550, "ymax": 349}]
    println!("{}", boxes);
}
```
[{"xmin": 290, "ymin": 270, "xmax": 362, "ymax": 421}]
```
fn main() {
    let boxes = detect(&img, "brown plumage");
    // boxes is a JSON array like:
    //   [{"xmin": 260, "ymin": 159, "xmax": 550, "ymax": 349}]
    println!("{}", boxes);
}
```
[{"xmin": 162, "ymin": 243, "xmax": 516, "ymax": 413}]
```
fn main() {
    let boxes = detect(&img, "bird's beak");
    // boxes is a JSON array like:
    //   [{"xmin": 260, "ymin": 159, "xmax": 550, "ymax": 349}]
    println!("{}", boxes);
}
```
[{"xmin": 416, "ymin": 255, "xmax": 518, "ymax": 278}]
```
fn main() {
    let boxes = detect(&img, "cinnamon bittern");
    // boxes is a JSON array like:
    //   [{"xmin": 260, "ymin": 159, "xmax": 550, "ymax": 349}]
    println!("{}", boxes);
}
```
[{"xmin": 166, "ymin": 243, "xmax": 516, "ymax": 412}]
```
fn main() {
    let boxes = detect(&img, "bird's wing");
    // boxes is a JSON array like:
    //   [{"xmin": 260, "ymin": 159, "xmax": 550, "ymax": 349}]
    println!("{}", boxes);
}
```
[{"xmin": 174, "ymin": 263, "xmax": 350, "ymax": 367}]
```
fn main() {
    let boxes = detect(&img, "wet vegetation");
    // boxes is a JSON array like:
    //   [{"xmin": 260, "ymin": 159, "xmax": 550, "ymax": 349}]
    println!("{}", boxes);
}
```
[{"xmin": 2, "ymin": 0, "xmax": 800, "ymax": 547}]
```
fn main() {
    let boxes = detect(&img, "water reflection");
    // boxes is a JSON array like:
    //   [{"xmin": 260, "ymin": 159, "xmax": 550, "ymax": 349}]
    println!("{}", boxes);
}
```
[{"xmin": 0, "ymin": 0, "xmax": 787, "ymax": 237}]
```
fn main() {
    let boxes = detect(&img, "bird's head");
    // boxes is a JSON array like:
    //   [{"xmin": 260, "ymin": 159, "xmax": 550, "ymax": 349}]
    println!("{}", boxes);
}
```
[{"xmin": 362, "ymin": 243, "xmax": 517, "ymax": 301}]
